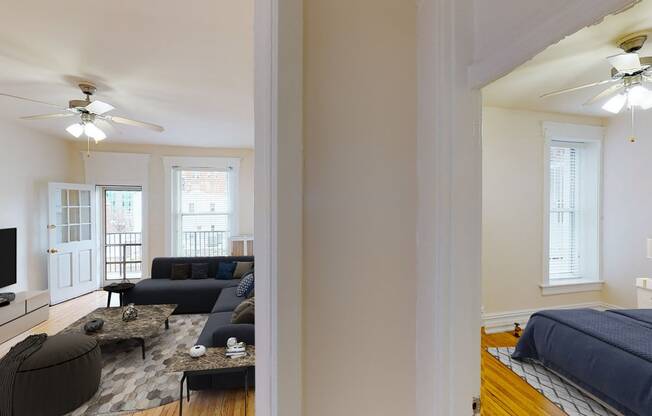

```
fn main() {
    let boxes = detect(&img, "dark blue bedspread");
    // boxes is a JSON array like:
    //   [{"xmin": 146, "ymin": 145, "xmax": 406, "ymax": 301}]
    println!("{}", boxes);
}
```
[{"xmin": 513, "ymin": 309, "xmax": 652, "ymax": 416}]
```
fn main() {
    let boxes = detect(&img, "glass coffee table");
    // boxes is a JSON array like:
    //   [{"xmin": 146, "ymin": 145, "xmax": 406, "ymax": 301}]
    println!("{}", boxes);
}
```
[
  {"xmin": 60, "ymin": 304, "xmax": 177, "ymax": 359},
  {"xmin": 166, "ymin": 346, "xmax": 255, "ymax": 416}
]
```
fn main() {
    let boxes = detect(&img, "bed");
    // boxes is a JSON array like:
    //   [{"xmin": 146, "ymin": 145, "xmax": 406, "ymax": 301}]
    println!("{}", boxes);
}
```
[{"xmin": 513, "ymin": 309, "xmax": 652, "ymax": 416}]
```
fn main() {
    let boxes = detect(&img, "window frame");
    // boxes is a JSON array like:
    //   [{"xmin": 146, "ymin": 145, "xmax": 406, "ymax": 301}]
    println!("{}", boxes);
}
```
[
  {"xmin": 541, "ymin": 122, "xmax": 604, "ymax": 295},
  {"xmin": 163, "ymin": 156, "xmax": 241, "ymax": 257}
]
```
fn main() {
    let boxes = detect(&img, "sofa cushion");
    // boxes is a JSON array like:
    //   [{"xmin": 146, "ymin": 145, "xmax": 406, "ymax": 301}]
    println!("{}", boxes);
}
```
[
  {"xmin": 236, "ymin": 272, "xmax": 255, "ymax": 297},
  {"xmin": 233, "ymin": 261, "xmax": 254, "ymax": 279},
  {"xmin": 216, "ymin": 261, "xmax": 236, "ymax": 280},
  {"xmin": 212, "ymin": 287, "xmax": 242, "ymax": 313},
  {"xmin": 170, "ymin": 264, "xmax": 190, "ymax": 280},
  {"xmin": 196, "ymin": 312, "xmax": 233, "ymax": 346},
  {"xmin": 151, "ymin": 256, "xmax": 254, "ymax": 279},
  {"xmin": 124, "ymin": 278, "xmax": 239, "ymax": 314},
  {"xmin": 191, "ymin": 263, "xmax": 209, "ymax": 279},
  {"xmin": 231, "ymin": 298, "xmax": 255, "ymax": 324}
]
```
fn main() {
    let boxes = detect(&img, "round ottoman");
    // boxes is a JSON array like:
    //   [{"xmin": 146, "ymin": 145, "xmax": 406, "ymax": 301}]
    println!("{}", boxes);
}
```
[{"xmin": 13, "ymin": 333, "xmax": 101, "ymax": 416}]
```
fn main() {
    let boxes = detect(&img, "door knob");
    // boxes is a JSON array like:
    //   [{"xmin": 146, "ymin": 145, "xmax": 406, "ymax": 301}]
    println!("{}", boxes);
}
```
[{"xmin": 47, "ymin": 248, "xmax": 59, "ymax": 254}]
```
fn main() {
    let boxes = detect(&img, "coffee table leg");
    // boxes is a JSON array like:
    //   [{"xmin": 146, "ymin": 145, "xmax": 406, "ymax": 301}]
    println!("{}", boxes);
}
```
[
  {"xmin": 106, "ymin": 292, "xmax": 111, "ymax": 308},
  {"xmin": 165, "ymin": 318, "xmax": 170, "ymax": 330},
  {"xmin": 136, "ymin": 338, "xmax": 145, "ymax": 360},
  {"xmin": 179, "ymin": 373, "xmax": 186, "ymax": 416},
  {"xmin": 187, "ymin": 379, "xmax": 190, "ymax": 402}
]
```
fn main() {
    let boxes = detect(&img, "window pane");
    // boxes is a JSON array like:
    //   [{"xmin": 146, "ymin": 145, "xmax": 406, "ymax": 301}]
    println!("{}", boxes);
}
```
[
  {"xmin": 549, "ymin": 145, "xmax": 579, "ymax": 279},
  {"xmin": 105, "ymin": 189, "xmax": 143, "ymax": 280},
  {"xmin": 549, "ymin": 146, "xmax": 577, "ymax": 211},
  {"xmin": 177, "ymin": 170, "xmax": 231, "ymax": 257},
  {"xmin": 549, "ymin": 212, "xmax": 577, "ymax": 277}
]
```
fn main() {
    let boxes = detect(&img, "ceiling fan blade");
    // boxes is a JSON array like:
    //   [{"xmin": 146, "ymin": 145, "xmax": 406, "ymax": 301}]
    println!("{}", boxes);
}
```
[
  {"xmin": 20, "ymin": 112, "xmax": 75, "ymax": 120},
  {"xmin": 583, "ymin": 83, "xmax": 624, "ymax": 106},
  {"xmin": 0, "ymin": 92, "xmax": 65, "ymax": 109},
  {"xmin": 540, "ymin": 79, "xmax": 615, "ymax": 98},
  {"xmin": 105, "ymin": 115, "xmax": 164, "ymax": 132},
  {"xmin": 607, "ymin": 53, "xmax": 642, "ymax": 74},
  {"xmin": 85, "ymin": 100, "xmax": 114, "ymax": 115}
]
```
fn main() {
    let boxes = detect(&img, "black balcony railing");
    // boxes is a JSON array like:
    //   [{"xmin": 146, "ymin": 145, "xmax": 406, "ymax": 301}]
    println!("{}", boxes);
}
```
[
  {"xmin": 105, "ymin": 232, "xmax": 142, "ymax": 280},
  {"xmin": 182, "ymin": 231, "xmax": 229, "ymax": 257}
]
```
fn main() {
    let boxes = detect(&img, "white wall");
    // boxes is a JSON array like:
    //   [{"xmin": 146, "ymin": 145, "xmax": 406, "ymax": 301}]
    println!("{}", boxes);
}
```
[
  {"xmin": 76, "ymin": 142, "xmax": 254, "ymax": 270},
  {"xmin": 482, "ymin": 106, "xmax": 606, "ymax": 314},
  {"xmin": 0, "ymin": 123, "xmax": 82, "ymax": 293},
  {"xmin": 603, "ymin": 111, "xmax": 652, "ymax": 308},
  {"xmin": 303, "ymin": 0, "xmax": 417, "ymax": 414}
]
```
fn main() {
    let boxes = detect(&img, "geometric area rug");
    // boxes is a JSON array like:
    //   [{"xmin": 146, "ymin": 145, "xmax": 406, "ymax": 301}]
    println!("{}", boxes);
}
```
[
  {"xmin": 487, "ymin": 347, "xmax": 620, "ymax": 416},
  {"xmin": 69, "ymin": 314, "xmax": 209, "ymax": 416}
]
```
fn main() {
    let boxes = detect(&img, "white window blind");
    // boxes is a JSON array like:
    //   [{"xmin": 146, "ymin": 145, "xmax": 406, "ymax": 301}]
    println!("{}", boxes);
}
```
[{"xmin": 549, "ymin": 144, "xmax": 580, "ymax": 279}]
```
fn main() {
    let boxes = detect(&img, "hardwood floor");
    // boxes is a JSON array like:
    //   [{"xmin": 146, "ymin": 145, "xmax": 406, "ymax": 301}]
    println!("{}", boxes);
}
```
[
  {"xmin": 0, "ymin": 291, "xmax": 253, "ymax": 416},
  {"xmin": 482, "ymin": 329, "xmax": 565, "ymax": 416},
  {"xmin": 3, "ymin": 291, "xmax": 564, "ymax": 416}
]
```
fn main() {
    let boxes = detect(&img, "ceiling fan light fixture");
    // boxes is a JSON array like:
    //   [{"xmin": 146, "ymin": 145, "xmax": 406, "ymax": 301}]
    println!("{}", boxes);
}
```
[
  {"xmin": 84, "ymin": 122, "xmax": 106, "ymax": 141},
  {"xmin": 627, "ymin": 85, "xmax": 652, "ymax": 107},
  {"xmin": 602, "ymin": 94, "xmax": 627, "ymax": 114},
  {"xmin": 65, "ymin": 123, "xmax": 84, "ymax": 138}
]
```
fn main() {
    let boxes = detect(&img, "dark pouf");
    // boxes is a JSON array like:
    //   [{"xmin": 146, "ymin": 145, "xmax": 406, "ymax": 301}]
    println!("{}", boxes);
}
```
[{"xmin": 12, "ymin": 333, "xmax": 101, "ymax": 416}]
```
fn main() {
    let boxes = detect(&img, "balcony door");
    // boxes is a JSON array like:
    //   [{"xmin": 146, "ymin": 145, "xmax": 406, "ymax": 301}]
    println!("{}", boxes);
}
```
[{"xmin": 101, "ymin": 186, "xmax": 143, "ymax": 283}]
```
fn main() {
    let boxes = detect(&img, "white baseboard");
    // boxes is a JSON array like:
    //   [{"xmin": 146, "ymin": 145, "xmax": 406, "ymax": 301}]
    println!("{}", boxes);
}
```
[{"xmin": 482, "ymin": 302, "xmax": 624, "ymax": 334}]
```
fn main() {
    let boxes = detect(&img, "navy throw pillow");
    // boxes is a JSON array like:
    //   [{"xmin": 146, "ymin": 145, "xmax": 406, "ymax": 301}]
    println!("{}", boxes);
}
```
[
  {"xmin": 216, "ymin": 261, "xmax": 237, "ymax": 280},
  {"xmin": 191, "ymin": 263, "xmax": 209, "ymax": 279},
  {"xmin": 236, "ymin": 272, "xmax": 255, "ymax": 297}
]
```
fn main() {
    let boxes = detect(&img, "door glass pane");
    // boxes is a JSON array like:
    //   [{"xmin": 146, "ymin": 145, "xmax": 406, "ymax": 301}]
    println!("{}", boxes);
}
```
[
  {"xmin": 58, "ymin": 226, "xmax": 69, "ymax": 243},
  {"xmin": 81, "ymin": 224, "xmax": 91, "ymax": 241},
  {"xmin": 56, "ymin": 207, "xmax": 68, "ymax": 225},
  {"xmin": 80, "ymin": 207, "xmax": 91, "ymax": 223},
  {"xmin": 69, "ymin": 190, "xmax": 80, "ymax": 206},
  {"xmin": 70, "ymin": 225, "xmax": 80, "ymax": 242},
  {"xmin": 80, "ymin": 190, "xmax": 91, "ymax": 206},
  {"xmin": 104, "ymin": 188, "xmax": 143, "ymax": 280},
  {"xmin": 60, "ymin": 190, "xmax": 68, "ymax": 207},
  {"xmin": 69, "ymin": 207, "xmax": 80, "ymax": 224}
]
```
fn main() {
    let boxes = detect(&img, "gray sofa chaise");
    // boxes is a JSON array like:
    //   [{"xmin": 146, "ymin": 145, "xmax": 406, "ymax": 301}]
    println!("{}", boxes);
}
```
[{"xmin": 124, "ymin": 256, "xmax": 255, "ymax": 390}]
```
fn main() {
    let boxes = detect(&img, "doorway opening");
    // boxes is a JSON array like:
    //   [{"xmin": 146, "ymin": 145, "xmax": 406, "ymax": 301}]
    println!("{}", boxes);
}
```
[{"xmin": 100, "ymin": 186, "xmax": 144, "ymax": 284}]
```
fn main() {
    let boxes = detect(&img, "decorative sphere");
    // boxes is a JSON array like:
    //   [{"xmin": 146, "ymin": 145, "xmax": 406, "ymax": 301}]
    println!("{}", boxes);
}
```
[
  {"xmin": 122, "ymin": 303, "xmax": 138, "ymax": 322},
  {"xmin": 226, "ymin": 337, "xmax": 238, "ymax": 348},
  {"xmin": 190, "ymin": 345, "xmax": 206, "ymax": 358}
]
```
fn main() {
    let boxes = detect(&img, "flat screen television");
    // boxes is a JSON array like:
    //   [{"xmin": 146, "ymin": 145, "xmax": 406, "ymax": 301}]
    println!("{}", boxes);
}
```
[{"xmin": 0, "ymin": 228, "xmax": 17, "ymax": 289}]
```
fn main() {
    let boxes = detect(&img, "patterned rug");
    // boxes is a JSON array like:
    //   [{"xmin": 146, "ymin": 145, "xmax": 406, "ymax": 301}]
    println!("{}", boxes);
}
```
[
  {"xmin": 487, "ymin": 347, "xmax": 620, "ymax": 416},
  {"xmin": 69, "ymin": 314, "xmax": 208, "ymax": 415}
]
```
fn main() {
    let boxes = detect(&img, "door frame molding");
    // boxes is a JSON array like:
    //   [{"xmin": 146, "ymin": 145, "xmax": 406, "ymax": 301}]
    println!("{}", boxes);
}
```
[{"xmin": 416, "ymin": 0, "xmax": 638, "ymax": 414}]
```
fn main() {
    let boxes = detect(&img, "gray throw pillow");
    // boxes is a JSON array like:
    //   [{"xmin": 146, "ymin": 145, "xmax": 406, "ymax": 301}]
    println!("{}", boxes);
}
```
[
  {"xmin": 233, "ymin": 261, "xmax": 254, "ymax": 279},
  {"xmin": 231, "ymin": 298, "xmax": 255, "ymax": 324}
]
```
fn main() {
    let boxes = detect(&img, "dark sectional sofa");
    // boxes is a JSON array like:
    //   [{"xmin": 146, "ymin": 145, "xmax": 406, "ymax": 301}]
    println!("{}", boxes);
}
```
[{"xmin": 124, "ymin": 256, "xmax": 254, "ymax": 390}]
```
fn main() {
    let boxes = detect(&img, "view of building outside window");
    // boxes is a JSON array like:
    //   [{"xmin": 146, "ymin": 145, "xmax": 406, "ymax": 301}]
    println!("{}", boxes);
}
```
[
  {"xmin": 105, "ymin": 189, "xmax": 143, "ymax": 280},
  {"xmin": 179, "ymin": 170, "xmax": 231, "ymax": 256}
]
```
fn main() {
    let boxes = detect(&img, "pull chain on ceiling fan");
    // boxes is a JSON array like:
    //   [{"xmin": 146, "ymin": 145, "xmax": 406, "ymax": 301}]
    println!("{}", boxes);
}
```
[{"xmin": 0, "ymin": 82, "xmax": 165, "ymax": 145}]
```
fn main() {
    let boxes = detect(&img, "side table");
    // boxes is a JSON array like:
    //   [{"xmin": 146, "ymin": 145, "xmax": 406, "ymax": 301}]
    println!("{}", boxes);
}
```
[
  {"xmin": 102, "ymin": 282, "xmax": 135, "ymax": 307},
  {"xmin": 166, "ymin": 346, "xmax": 255, "ymax": 416}
]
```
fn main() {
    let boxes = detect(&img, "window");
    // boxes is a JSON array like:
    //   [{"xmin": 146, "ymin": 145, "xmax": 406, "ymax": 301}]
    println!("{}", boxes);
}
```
[
  {"xmin": 169, "ymin": 161, "xmax": 238, "ymax": 256},
  {"xmin": 548, "ymin": 144, "xmax": 579, "ymax": 279},
  {"xmin": 542, "ymin": 123, "xmax": 603, "ymax": 295}
]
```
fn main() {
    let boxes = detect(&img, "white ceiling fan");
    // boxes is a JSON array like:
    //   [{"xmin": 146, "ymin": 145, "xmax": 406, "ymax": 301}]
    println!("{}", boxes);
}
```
[
  {"xmin": 541, "ymin": 34, "xmax": 652, "ymax": 114},
  {"xmin": 0, "ymin": 82, "xmax": 164, "ymax": 142}
]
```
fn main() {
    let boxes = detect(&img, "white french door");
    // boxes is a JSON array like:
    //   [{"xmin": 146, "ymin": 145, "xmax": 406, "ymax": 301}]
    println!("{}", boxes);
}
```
[{"xmin": 47, "ymin": 183, "xmax": 98, "ymax": 304}]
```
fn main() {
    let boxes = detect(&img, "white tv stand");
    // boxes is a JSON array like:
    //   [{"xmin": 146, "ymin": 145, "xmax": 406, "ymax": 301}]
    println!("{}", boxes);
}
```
[{"xmin": 0, "ymin": 290, "xmax": 49, "ymax": 344}]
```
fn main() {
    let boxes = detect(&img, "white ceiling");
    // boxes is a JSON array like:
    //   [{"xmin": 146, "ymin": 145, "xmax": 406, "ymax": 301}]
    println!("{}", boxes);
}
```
[
  {"xmin": 0, "ymin": 0, "xmax": 254, "ymax": 148},
  {"xmin": 483, "ymin": 0, "xmax": 652, "ymax": 118}
]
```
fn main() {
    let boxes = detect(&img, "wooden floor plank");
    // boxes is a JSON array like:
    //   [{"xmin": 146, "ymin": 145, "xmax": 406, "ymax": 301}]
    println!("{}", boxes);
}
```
[{"xmin": 481, "ymin": 329, "xmax": 566, "ymax": 416}]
